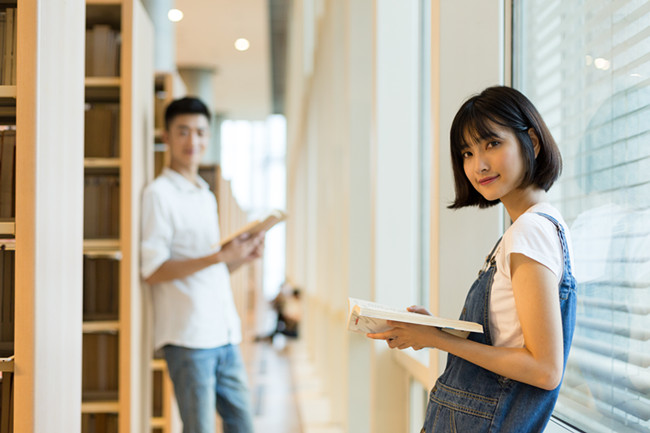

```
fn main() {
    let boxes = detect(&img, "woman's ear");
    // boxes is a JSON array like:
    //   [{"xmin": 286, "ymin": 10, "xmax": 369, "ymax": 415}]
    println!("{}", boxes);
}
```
[{"xmin": 528, "ymin": 128, "xmax": 540, "ymax": 158}]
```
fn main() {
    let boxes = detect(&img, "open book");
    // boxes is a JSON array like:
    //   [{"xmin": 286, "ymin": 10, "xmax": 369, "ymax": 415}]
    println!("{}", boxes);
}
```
[
  {"xmin": 216, "ymin": 209, "xmax": 287, "ymax": 247},
  {"xmin": 347, "ymin": 297, "xmax": 483, "ymax": 339}
]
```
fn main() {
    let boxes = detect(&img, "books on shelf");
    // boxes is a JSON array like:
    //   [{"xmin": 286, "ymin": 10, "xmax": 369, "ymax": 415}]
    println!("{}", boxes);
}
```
[
  {"xmin": 0, "ymin": 8, "xmax": 17, "ymax": 86},
  {"xmin": 85, "ymin": 24, "xmax": 121, "ymax": 77},
  {"xmin": 0, "ymin": 250, "xmax": 13, "ymax": 356},
  {"xmin": 0, "ymin": 129, "xmax": 15, "ymax": 219},
  {"xmin": 347, "ymin": 297, "xmax": 483, "ymax": 339},
  {"xmin": 82, "ymin": 333, "xmax": 119, "ymax": 399},
  {"xmin": 83, "ymin": 256, "xmax": 119, "ymax": 321},
  {"xmin": 85, "ymin": 103, "xmax": 120, "ymax": 158},
  {"xmin": 84, "ymin": 174, "xmax": 120, "ymax": 239},
  {"xmin": 0, "ymin": 365, "xmax": 13, "ymax": 433},
  {"xmin": 216, "ymin": 209, "xmax": 287, "ymax": 247}
]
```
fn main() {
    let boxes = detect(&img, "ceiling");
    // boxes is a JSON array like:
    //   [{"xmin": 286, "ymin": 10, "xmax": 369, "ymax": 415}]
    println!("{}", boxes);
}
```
[{"xmin": 173, "ymin": 0, "xmax": 288, "ymax": 120}]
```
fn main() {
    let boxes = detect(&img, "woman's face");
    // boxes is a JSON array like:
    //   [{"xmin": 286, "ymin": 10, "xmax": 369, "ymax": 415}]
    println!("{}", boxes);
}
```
[{"xmin": 460, "ymin": 123, "xmax": 528, "ymax": 206}]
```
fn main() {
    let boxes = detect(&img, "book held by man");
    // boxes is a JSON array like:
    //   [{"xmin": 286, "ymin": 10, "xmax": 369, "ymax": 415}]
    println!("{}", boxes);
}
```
[
  {"xmin": 347, "ymin": 297, "xmax": 483, "ymax": 339},
  {"xmin": 216, "ymin": 209, "xmax": 287, "ymax": 247}
]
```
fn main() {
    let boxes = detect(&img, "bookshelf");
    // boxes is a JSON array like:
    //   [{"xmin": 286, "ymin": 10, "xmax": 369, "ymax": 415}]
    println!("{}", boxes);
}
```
[
  {"xmin": 83, "ymin": 1, "xmax": 153, "ymax": 433},
  {"xmin": 0, "ymin": 3, "xmax": 17, "ymax": 432},
  {"xmin": 153, "ymin": 72, "xmax": 173, "ymax": 178},
  {"xmin": 149, "ymin": 71, "xmax": 175, "ymax": 433}
]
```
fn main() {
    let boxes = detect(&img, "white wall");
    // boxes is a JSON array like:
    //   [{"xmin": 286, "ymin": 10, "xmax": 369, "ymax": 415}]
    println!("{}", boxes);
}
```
[
  {"xmin": 285, "ymin": 0, "xmax": 506, "ymax": 431},
  {"xmin": 431, "ymin": 0, "xmax": 505, "ymax": 374}
]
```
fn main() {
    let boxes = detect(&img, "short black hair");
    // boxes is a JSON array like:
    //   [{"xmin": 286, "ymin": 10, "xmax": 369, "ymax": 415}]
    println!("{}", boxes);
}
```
[
  {"xmin": 448, "ymin": 86, "xmax": 562, "ymax": 209},
  {"xmin": 164, "ymin": 97, "xmax": 211, "ymax": 130}
]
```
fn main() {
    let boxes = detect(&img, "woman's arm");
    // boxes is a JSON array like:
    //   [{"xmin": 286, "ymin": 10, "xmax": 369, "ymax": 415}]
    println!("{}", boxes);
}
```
[{"xmin": 368, "ymin": 253, "xmax": 564, "ymax": 390}]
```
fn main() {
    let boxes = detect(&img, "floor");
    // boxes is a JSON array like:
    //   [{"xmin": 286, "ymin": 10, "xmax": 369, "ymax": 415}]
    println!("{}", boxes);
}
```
[
  {"xmin": 241, "ymin": 334, "xmax": 344, "ymax": 433},
  {"xmin": 246, "ymin": 337, "xmax": 302, "ymax": 433}
]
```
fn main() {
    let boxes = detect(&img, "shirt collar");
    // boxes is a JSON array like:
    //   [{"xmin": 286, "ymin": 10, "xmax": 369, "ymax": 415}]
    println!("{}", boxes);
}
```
[{"xmin": 162, "ymin": 167, "xmax": 210, "ymax": 193}]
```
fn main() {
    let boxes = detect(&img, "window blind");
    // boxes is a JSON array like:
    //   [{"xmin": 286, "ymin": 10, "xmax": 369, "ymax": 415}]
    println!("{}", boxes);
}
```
[{"xmin": 514, "ymin": 1, "xmax": 650, "ymax": 432}]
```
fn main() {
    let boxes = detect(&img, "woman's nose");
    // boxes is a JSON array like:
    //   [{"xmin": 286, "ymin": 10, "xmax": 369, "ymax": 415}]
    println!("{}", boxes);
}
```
[{"xmin": 474, "ymin": 154, "xmax": 489, "ymax": 173}]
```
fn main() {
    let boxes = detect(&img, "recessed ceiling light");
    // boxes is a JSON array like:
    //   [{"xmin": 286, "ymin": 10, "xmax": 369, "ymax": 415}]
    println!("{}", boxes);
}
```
[
  {"xmin": 168, "ymin": 9, "xmax": 184, "ymax": 22},
  {"xmin": 594, "ymin": 57, "xmax": 610, "ymax": 71},
  {"xmin": 235, "ymin": 38, "xmax": 250, "ymax": 52}
]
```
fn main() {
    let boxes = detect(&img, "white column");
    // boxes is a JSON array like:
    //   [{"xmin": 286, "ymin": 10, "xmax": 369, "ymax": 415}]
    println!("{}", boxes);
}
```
[
  {"xmin": 15, "ymin": 1, "xmax": 85, "ymax": 432},
  {"xmin": 141, "ymin": 0, "xmax": 176, "ymax": 72}
]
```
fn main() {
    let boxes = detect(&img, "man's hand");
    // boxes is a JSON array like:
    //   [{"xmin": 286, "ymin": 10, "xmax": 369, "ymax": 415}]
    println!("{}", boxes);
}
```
[{"xmin": 220, "ymin": 231, "xmax": 265, "ymax": 272}]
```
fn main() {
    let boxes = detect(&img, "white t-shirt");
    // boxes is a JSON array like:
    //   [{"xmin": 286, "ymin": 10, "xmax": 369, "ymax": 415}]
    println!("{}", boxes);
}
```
[
  {"xmin": 489, "ymin": 202, "xmax": 574, "ymax": 348},
  {"xmin": 141, "ymin": 168, "xmax": 242, "ymax": 350}
]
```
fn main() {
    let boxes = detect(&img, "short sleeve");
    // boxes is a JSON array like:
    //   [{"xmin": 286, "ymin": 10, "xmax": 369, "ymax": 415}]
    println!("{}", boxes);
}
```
[
  {"xmin": 502, "ymin": 213, "xmax": 563, "ymax": 280},
  {"xmin": 141, "ymin": 186, "xmax": 173, "ymax": 279}
]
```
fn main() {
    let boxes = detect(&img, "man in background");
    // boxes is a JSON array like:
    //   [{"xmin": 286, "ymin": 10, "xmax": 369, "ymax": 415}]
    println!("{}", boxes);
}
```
[{"xmin": 141, "ymin": 97, "xmax": 263, "ymax": 433}]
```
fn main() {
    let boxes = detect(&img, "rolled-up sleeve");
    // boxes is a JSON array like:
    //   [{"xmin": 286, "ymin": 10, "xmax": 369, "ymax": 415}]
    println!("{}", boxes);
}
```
[{"xmin": 141, "ymin": 187, "xmax": 173, "ymax": 279}]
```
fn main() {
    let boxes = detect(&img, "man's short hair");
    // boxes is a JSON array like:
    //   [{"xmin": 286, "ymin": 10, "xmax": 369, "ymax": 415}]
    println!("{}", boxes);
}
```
[{"xmin": 164, "ymin": 97, "xmax": 211, "ymax": 130}]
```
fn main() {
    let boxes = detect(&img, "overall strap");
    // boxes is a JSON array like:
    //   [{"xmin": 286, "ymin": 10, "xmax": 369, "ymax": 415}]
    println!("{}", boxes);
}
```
[{"xmin": 534, "ymin": 212, "xmax": 573, "ymax": 276}]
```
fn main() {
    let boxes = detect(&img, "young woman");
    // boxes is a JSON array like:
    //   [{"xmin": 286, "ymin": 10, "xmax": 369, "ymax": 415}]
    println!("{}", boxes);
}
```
[{"xmin": 368, "ymin": 86, "xmax": 577, "ymax": 432}]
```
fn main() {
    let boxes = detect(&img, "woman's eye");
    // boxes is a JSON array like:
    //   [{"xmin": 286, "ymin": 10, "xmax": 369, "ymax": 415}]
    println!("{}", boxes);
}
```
[
  {"xmin": 462, "ymin": 151, "xmax": 472, "ymax": 159},
  {"xmin": 487, "ymin": 141, "xmax": 499, "ymax": 148}
]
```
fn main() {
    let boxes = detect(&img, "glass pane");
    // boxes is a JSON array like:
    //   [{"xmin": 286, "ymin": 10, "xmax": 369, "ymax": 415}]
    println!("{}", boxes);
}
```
[{"xmin": 514, "ymin": 1, "xmax": 650, "ymax": 432}]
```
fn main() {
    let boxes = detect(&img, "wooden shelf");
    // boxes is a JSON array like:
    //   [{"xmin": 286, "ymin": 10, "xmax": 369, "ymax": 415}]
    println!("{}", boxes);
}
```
[
  {"xmin": 0, "ymin": 239, "xmax": 15, "ymax": 251},
  {"xmin": 0, "ymin": 85, "xmax": 16, "ymax": 99},
  {"xmin": 150, "ymin": 358, "xmax": 166, "ymax": 371},
  {"xmin": 0, "ymin": 219, "xmax": 14, "ymax": 235},
  {"xmin": 0, "ymin": 357, "xmax": 14, "ymax": 372},
  {"xmin": 84, "ymin": 157, "xmax": 121, "ymax": 169},
  {"xmin": 86, "ymin": 0, "xmax": 122, "ymax": 6},
  {"xmin": 154, "ymin": 129, "xmax": 164, "ymax": 144},
  {"xmin": 85, "ymin": 77, "xmax": 121, "ymax": 87},
  {"xmin": 83, "ymin": 249, "xmax": 122, "ymax": 260},
  {"xmin": 151, "ymin": 417, "xmax": 165, "ymax": 428},
  {"xmin": 81, "ymin": 400, "xmax": 119, "ymax": 414},
  {"xmin": 82, "ymin": 320, "xmax": 119, "ymax": 333},
  {"xmin": 85, "ymin": 77, "xmax": 120, "ymax": 101},
  {"xmin": 83, "ymin": 238, "xmax": 120, "ymax": 253}
]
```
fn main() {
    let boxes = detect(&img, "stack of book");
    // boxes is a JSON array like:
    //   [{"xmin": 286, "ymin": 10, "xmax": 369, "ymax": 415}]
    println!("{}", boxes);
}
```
[
  {"xmin": 82, "ymin": 333, "xmax": 118, "ymax": 401},
  {"xmin": 85, "ymin": 103, "xmax": 120, "ymax": 158},
  {"xmin": 84, "ymin": 175, "xmax": 120, "ymax": 239},
  {"xmin": 0, "ymin": 8, "xmax": 16, "ymax": 86},
  {"xmin": 0, "ymin": 365, "xmax": 12, "ymax": 433},
  {"xmin": 0, "ymin": 249, "xmax": 12, "ymax": 356},
  {"xmin": 83, "ymin": 257, "xmax": 119, "ymax": 321},
  {"xmin": 85, "ymin": 24, "xmax": 121, "ymax": 77},
  {"xmin": 0, "ymin": 129, "xmax": 15, "ymax": 219}
]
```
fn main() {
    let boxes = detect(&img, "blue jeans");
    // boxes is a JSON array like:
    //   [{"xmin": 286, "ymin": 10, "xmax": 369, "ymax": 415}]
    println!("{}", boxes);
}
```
[{"xmin": 163, "ymin": 344, "xmax": 254, "ymax": 433}]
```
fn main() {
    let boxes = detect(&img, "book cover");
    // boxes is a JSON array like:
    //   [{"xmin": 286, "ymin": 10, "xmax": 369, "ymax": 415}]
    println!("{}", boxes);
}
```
[{"xmin": 216, "ymin": 209, "xmax": 287, "ymax": 247}]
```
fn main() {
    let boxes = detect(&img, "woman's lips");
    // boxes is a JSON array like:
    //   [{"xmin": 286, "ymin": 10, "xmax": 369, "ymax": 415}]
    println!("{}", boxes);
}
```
[{"xmin": 478, "ymin": 175, "xmax": 499, "ymax": 186}]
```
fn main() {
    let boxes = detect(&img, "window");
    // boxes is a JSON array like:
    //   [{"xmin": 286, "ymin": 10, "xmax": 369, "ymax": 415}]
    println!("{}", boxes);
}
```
[{"xmin": 514, "ymin": 1, "xmax": 650, "ymax": 432}]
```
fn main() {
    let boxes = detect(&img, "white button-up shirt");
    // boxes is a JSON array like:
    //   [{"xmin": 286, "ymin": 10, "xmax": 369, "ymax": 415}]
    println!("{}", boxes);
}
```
[{"xmin": 141, "ymin": 168, "xmax": 242, "ymax": 350}]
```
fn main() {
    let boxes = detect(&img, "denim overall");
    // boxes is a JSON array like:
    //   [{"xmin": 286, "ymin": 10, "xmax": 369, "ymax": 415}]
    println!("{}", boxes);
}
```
[{"xmin": 422, "ymin": 213, "xmax": 577, "ymax": 433}]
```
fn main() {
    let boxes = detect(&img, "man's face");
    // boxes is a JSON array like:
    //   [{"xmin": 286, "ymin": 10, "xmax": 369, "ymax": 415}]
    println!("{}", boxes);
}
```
[{"xmin": 165, "ymin": 113, "xmax": 210, "ymax": 171}]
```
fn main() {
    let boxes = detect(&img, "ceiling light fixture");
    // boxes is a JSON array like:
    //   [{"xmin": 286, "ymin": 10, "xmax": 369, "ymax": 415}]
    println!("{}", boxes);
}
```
[
  {"xmin": 235, "ymin": 38, "xmax": 250, "ymax": 52},
  {"xmin": 594, "ymin": 57, "xmax": 610, "ymax": 71},
  {"xmin": 168, "ymin": 9, "xmax": 184, "ymax": 23}
]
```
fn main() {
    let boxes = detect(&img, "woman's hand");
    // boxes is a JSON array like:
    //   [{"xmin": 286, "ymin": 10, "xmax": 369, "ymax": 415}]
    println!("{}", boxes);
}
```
[{"xmin": 366, "ymin": 305, "xmax": 443, "ymax": 350}]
